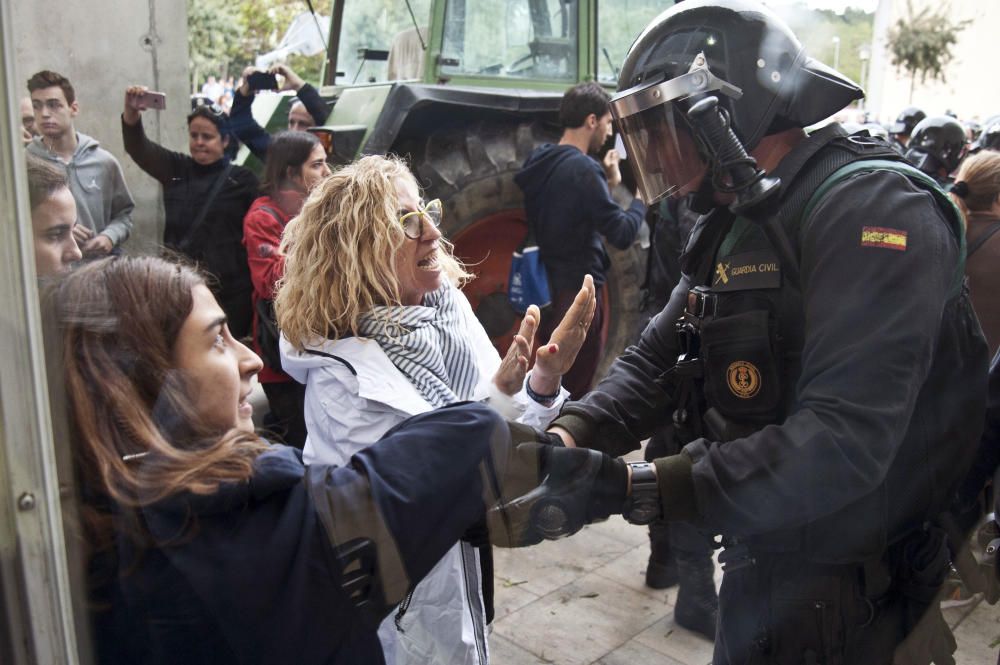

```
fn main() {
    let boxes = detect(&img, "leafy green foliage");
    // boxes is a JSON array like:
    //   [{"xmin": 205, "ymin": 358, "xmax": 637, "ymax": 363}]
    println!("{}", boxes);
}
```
[
  {"xmin": 188, "ymin": 0, "xmax": 331, "ymax": 88},
  {"xmin": 187, "ymin": 0, "xmax": 242, "ymax": 81},
  {"xmin": 887, "ymin": 0, "xmax": 969, "ymax": 97},
  {"xmin": 780, "ymin": 4, "xmax": 874, "ymax": 88},
  {"xmin": 597, "ymin": 0, "xmax": 668, "ymax": 84}
]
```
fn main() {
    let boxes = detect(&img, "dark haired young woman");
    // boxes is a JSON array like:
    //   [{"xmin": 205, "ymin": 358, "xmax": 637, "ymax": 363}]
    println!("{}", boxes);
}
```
[
  {"xmin": 243, "ymin": 131, "xmax": 330, "ymax": 447},
  {"xmin": 121, "ymin": 85, "xmax": 257, "ymax": 338},
  {"xmin": 47, "ymin": 255, "xmax": 633, "ymax": 665}
]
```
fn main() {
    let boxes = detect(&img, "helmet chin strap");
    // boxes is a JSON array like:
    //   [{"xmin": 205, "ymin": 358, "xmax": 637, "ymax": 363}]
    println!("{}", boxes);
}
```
[{"xmin": 686, "ymin": 96, "xmax": 780, "ymax": 216}]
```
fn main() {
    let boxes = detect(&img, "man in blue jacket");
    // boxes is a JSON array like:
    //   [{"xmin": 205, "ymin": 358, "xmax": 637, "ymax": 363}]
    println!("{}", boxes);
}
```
[{"xmin": 515, "ymin": 81, "xmax": 646, "ymax": 398}]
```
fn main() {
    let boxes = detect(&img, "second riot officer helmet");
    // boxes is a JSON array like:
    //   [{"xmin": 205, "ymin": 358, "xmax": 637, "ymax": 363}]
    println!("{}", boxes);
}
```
[
  {"xmin": 889, "ymin": 106, "xmax": 926, "ymax": 137},
  {"xmin": 609, "ymin": 0, "xmax": 863, "ymax": 202},
  {"xmin": 970, "ymin": 118, "xmax": 1000, "ymax": 154},
  {"xmin": 904, "ymin": 115, "xmax": 968, "ymax": 175}
]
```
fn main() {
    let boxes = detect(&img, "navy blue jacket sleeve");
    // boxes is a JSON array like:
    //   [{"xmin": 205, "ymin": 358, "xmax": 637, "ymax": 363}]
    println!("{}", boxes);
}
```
[
  {"xmin": 305, "ymin": 403, "xmax": 505, "ymax": 614},
  {"xmin": 297, "ymin": 83, "xmax": 329, "ymax": 125},
  {"xmin": 583, "ymin": 161, "xmax": 646, "ymax": 249},
  {"xmin": 229, "ymin": 90, "xmax": 271, "ymax": 162}
]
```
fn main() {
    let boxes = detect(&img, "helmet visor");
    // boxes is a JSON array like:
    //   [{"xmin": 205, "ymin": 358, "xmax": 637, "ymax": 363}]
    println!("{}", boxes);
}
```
[
  {"xmin": 613, "ymin": 101, "xmax": 705, "ymax": 203},
  {"xmin": 611, "ymin": 68, "xmax": 742, "ymax": 202}
]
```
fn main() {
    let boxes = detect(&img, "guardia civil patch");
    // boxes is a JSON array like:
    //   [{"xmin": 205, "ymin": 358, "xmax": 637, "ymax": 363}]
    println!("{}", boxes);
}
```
[
  {"xmin": 727, "ymin": 361, "xmax": 761, "ymax": 399},
  {"xmin": 861, "ymin": 226, "xmax": 907, "ymax": 252}
]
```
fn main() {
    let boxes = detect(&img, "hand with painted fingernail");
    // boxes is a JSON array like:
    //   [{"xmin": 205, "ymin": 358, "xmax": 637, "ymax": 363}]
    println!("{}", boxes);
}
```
[{"xmin": 531, "ymin": 275, "xmax": 597, "ymax": 389}]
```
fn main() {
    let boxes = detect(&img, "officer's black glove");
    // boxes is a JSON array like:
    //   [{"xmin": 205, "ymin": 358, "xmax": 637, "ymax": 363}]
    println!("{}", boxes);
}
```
[{"xmin": 486, "ymin": 422, "xmax": 627, "ymax": 548}]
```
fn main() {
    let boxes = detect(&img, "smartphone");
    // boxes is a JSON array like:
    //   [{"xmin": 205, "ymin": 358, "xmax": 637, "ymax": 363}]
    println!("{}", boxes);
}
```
[
  {"xmin": 137, "ymin": 90, "xmax": 166, "ymax": 111},
  {"xmin": 247, "ymin": 72, "xmax": 279, "ymax": 91}
]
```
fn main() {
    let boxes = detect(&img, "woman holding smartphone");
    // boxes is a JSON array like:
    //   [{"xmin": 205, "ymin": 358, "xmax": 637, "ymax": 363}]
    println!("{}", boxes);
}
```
[{"xmin": 121, "ymin": 85, "xmax": 257, "ymax": 338}]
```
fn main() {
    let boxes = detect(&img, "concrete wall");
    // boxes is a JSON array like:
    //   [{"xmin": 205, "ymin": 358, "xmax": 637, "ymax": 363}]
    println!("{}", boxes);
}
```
[
  {"xmin": 868, "ymin": 0, "xmax": 998, "ymax": 124},
  {"xmin": 10, "ymin": 0, "xmax": 190, "ymax": 253}
]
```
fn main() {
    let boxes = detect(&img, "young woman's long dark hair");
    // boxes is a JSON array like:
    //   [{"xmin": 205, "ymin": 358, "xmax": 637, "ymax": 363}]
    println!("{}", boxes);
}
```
[
  {"xmin": 260, "ymin": 130, "xmax": 322, "ymax": 197},
  {"xmin": 45, "ymin": 256, "xmax": 267, "ymax": 544}
]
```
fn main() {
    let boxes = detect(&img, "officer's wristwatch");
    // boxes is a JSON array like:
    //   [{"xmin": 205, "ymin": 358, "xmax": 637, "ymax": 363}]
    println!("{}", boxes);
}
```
[{"xmin": 623, "ymin": 462, "xmax": 661, "ymax": 525}]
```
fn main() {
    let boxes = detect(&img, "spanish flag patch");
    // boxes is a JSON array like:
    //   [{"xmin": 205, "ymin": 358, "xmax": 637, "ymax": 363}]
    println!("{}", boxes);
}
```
[{"xmin": 861, "ymin": 226, "xmax": 907, "ymax": 251}]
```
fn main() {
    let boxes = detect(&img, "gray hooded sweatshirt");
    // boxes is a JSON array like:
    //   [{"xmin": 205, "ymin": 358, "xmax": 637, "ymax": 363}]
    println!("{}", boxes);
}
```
[{"xmin": 27, "ymin": 132, "xmax": 135, "ymax": 247}]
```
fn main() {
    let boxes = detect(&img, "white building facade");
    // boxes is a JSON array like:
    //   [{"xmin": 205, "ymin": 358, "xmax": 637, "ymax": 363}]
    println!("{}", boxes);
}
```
[{"xmin": 867, "ymin": 0, "xmax": 999, "ymax": 123}]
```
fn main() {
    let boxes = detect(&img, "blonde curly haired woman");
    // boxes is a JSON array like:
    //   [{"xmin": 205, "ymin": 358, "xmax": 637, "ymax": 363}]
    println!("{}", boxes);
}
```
[{"xmin": 276, "ymin": 155, "xmax": 595, "ymax": 665}]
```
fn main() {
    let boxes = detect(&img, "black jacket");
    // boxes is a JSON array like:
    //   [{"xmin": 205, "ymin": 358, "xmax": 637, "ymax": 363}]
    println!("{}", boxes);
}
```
[
  {"xmin": 122, "ymin": 117, "xmax": 257, "ymax": 301},
  {"xmin": 90, "ymin": 403, "xmax": 505, "ymax": 665},
  {"xmin": 515, "ymin": 144, "xmax": 645, "ymax": 291},
  {"xmin": 553, "ymin": 130, "xmax": 988, "ymax": 563}
]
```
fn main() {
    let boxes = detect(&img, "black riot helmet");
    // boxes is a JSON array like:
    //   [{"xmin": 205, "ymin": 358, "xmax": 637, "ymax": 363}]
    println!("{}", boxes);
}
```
[
  {"xmin": 609, "ymin": 0, "xmax": 863, "ymax": 201},
  {"xmin": 970, "ymin": 119, "xmax": 1000, "ymax": 154},
  {"xmin": 904, "ymin": 115, "xmax": 968, "ymax": 175},
  {"xmin": 889, "ymin": 106, "xmax": 926, "ymax": 137}
]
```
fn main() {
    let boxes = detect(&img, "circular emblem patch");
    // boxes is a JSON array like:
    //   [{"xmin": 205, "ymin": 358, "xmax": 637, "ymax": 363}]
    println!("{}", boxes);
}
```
[{"xmin": 727, "ymin": 361, "xmax": 761, "ymax": 399}]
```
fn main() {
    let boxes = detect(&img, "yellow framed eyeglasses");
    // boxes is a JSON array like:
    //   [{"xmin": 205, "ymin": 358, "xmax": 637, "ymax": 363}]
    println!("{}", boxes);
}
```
[{"xmin": 399, "ymin": 199, "xmax": 443, "ymax": 239}]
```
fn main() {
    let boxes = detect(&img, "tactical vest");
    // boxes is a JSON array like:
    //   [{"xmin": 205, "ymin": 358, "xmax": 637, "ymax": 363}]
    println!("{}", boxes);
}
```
[{"xmin": 674, "ymin": 125, "xmax": 988, "ymax": 563}]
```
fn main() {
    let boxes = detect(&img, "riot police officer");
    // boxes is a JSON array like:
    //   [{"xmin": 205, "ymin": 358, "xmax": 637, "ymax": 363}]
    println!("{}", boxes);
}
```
[
  {"xmin": 969, "ymin": 117, "xmax": 1000, "ymax": 154},
  {"xmin": 904, "ymin": 115, "xmax": 968, "ymax": 186},
  {"xmin": 544, "ymin": 1, "xmax": 988, "ymax": 663},
  {"xmin": 890, "ymin": 106, "xmax": 927, "ymax": 153}
]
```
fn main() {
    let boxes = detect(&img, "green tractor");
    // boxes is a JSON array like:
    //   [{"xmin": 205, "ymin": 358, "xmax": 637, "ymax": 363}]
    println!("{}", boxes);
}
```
[{"xmin": 254, "ymin": 0, "xmax": 672, "ymax": 380}]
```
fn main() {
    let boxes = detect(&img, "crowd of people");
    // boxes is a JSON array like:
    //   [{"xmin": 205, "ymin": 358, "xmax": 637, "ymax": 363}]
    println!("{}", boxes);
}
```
[
  {"xmin": 15, "ymin": 1, "xmax": 1000, "ymax": 663},
  {"xmin": 22, "ymin": 63, "xmax": 615, "ymax": 665}
]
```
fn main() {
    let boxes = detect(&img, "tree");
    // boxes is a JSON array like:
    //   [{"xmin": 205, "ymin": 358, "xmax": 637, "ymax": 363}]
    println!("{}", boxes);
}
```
[
  {"xmin": 187, "ymin": 0, "xmax": 242, "ymax": 91},
  {"xmin": 886, "ymin": 0, "xmax": 969, "ymax": 103},
  {"xmin": 188, "ymin": 0, "xmax": 332, "ymax": 91},
  {"xmin": 782, "ymin": 5, "xmax": 874, "ymax": 90}
]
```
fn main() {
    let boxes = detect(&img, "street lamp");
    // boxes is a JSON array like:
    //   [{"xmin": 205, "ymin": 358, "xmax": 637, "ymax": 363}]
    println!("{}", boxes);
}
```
[
  {"xmin": 832, "ymin": 36, "xmax": 841, "ymax": 71},
  {"xmin": 858, "ymin": 44, "xmax": 871, "ymax": 111}
]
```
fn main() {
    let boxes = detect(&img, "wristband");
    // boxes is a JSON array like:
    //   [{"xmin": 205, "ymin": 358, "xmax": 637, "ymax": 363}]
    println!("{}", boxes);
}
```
[
  {"xmin": 525, "ymin": 376, "xmax": 560, "ymax": 405},
  {"xmin": 622, "ymin": 462, "xmax": 661, "ymax": 525}
]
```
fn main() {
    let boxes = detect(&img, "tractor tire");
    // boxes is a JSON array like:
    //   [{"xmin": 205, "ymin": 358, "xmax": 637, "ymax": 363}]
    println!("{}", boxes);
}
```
[{"xmin": 401, "ymin": 118, "xmax": 644, "ymax": 387}]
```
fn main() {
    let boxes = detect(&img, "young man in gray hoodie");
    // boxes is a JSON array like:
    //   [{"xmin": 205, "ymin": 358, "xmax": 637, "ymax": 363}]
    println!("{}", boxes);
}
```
[{"xmin": 26, "ymin": 70, "xmax": 134, "ymax": 256}]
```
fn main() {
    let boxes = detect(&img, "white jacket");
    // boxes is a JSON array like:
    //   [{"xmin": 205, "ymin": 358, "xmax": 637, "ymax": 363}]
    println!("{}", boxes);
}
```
[{"xmin": 280, "ymin": 290, "xmax": 567, "ymax": 665}]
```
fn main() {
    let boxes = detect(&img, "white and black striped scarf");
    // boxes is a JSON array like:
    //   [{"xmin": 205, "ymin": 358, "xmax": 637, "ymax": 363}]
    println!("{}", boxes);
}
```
[{"xmin": 358, "ymin": 284, "xmax": 480, "ymax": 408}]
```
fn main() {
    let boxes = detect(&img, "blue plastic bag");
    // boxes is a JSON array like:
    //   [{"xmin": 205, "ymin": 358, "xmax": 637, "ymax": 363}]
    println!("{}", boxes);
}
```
[{"xmin": 508, "ymin": 242, "xmax": 551, "ymax": 314}]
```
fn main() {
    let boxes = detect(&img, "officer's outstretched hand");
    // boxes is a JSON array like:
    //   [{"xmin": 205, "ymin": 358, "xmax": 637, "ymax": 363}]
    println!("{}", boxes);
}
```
[{"xmin": 486, "ymin": 421, "xmax": 627, "ymax": 548}]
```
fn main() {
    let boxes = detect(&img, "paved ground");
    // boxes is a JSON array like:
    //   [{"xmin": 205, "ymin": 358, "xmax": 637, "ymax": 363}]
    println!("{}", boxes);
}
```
[
  {"xmin": 489, "ymin": 451, "xmax": 1000, "ymax": 664},
  {"xmin": 490, "ymin": 516, "xmax": 1000, "ymax": 664}
]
